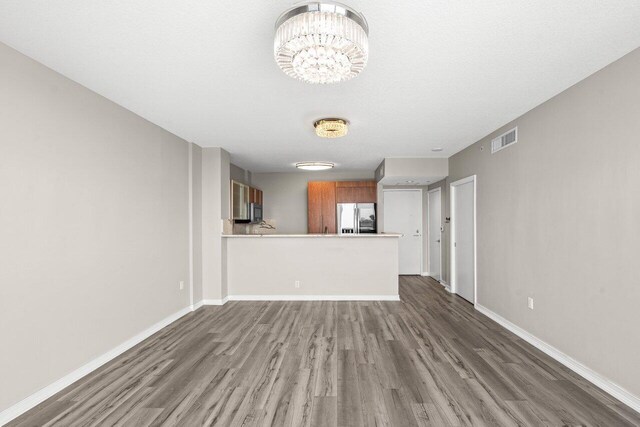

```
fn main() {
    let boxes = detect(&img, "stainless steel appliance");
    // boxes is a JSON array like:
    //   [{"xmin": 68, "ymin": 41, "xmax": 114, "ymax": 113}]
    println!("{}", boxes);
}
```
[
  {"xmin": 337, "ymin": 203, "xmax": 377, "ymax": 234},
  {"xmin": 250, "ymin": 203, "xmax": 263, "ymax": 223}
]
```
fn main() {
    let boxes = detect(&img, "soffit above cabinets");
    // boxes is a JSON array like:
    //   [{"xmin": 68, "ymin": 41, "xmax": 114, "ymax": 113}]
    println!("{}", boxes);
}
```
[{"xmin": 377, "ymin": 158, "xmax": 447, "ymax": 185}]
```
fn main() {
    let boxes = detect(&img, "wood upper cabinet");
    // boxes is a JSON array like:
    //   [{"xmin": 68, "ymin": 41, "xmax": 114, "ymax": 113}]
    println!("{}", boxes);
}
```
[
  {"xmin": 248, "ymin": 187, "xmax": 263, "ymax": 205},
  {"xmin": 335, "ymin": 181, "xmax": 377, "ymax": 203},
  {"xmin": 308, "ymin": 181, "xmax": 336, "ymax": 234}
]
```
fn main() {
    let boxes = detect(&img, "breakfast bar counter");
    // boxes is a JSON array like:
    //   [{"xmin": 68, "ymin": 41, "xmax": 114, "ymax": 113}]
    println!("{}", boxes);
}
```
[
  {"xmin": 222, "ymin": 233, "xmax": 400, "ymax": 300},
  {"xmin": 222, "ymin": 233, "xmax": 401, "ymax": 238}
]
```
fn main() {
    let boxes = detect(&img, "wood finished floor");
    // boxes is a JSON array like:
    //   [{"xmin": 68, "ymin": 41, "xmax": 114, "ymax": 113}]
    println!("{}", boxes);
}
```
[{"xmin": 10, "ymin": 276, "xmax": 640, "ymax": 426}]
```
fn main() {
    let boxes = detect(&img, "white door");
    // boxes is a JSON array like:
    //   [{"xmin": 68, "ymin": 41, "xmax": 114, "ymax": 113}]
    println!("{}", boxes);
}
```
[
  {"xmin": 383, "ymin": 190, "xmax": 422, "ymax": 274},
  {"xmin": 451, "ymin": 177, "xmax": 475, "ymax": 303},
  {"xmin": 427, "ymin": 188, "xmax": 442, "ymax": 281}
]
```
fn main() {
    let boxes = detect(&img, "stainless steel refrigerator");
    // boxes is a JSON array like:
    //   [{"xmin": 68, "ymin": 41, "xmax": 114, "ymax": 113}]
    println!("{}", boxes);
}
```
[{"xmin": 336, "ymin": 203, "xmax": 377, "ymax": 234}]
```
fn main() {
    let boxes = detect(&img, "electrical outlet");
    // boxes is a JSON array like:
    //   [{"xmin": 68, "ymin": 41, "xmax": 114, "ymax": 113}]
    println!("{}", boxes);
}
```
[
  {"xmin": 179, "ymin": 281, "xmax": 184, "ymax": 290},
  {"xmin": 295, "ymin": 280, "xmax": 300, "ymax": 288},
  {"xmin": 527, "ymin": 297, "xmax": 534, "ymax": 310}
]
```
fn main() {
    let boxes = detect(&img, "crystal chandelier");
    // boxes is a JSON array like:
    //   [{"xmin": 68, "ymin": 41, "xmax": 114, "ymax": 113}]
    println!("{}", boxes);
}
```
[{"xmin": 274, "ymin": 2, "xmax": 369, "ymax": 84}]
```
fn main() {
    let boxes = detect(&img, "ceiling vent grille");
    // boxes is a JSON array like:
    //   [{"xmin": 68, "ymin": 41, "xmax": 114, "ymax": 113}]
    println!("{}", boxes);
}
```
[{"xmin": 491, "ymin": 127, "xmax": 518, "ymax": 154}]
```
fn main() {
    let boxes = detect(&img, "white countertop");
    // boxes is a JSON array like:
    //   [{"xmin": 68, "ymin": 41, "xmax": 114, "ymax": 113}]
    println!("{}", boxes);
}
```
[{"xmin": 222, "ymin": 233, "xmax": 402, "ymax": 238}]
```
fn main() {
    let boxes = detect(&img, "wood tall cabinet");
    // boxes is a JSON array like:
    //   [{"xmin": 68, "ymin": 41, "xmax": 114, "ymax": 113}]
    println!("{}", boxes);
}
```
[
  {"xmin": 308, "ymin": 180, "xmax": 377, "ymax": 233},
  {"xmin": 307, "ymin": 181, "xmax": 336, "ymax": 234}
]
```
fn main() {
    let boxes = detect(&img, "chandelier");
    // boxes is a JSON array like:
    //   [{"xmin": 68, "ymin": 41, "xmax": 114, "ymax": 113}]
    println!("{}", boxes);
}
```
[
  {"xmin": 314, "ymin": 118, "xmax": 349, "ymax": 138},
  {"xmin": 274, "ymin": 2, "xmax": 369, "ymax": 84}
]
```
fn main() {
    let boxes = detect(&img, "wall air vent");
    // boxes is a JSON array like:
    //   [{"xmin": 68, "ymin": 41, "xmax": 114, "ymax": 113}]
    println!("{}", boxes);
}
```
[{"xmin": 491, "ymin": 127, "xmax": 518, "ymax": 154}]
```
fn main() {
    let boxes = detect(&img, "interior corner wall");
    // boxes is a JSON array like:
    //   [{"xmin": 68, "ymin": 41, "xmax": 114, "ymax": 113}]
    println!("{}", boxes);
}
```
[
  {"xmin": 376, "ymin": 182, "xmax": 384, "ymax": 232},
  {"xmin": 200, "ymin": 147, "xmax": 230, "ymax": 301},
  {"xmin": 191, "ymin": 144, "xmax": 203, "ymax": 304},
  {"xmin": 427, "ymin": 179, "xmax": 450, "ymax": 284},
  {"xmin": 375, "ymin": 160, "xmax": 386, "ymax": 182},
  {"xmin": 446, "ymin": 47, "xmax": 640, "ymax": 397},
  {"xmin": 220, "ymin": 150, "xmax": 230, "ymax": 298},
  {"xmin": 0, "ymin": 42, "xmax": 191, "ymax": 413}
]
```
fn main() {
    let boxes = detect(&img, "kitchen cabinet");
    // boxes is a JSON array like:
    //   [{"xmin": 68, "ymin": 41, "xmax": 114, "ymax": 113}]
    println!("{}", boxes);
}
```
[
  {"xmin": 308, "ymin": 180, "xmax": 377, "ymax": 233},
  {"xmin": 335, "ymin": 181, "xmax": 377, "ymax": 203},
  {"xmin": 308, "ymin": 181, "xmax": 336, "ymax": 233},
  {"xmin": 231, "ymin": 180, "xmax": 250, "ymax": 220},
  {"xmin": 249, "ymin": 187, "xmax": 263, "ymax": 205},
  {"xmin": 231, "ymin": 181, "xmax": 263, "ymax": 221}
]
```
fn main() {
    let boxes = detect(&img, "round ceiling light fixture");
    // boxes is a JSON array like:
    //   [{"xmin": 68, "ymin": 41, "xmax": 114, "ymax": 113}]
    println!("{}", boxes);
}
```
[
  {"xmin": 295, "ymin": 161, "xmax": 335, "ymax": 171},
  {"xmin": 274, "ymin": 2, "xmax": 369, "ymax": 84},
  {"xmin": 314, "ymin": 118, "xmax": 348, "ymax": 138}
]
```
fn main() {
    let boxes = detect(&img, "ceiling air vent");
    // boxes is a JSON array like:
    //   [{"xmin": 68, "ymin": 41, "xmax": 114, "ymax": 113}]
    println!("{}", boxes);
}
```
[{"xmin": 491, "ymin": 127, "xmax": 518, "ymax": 154}]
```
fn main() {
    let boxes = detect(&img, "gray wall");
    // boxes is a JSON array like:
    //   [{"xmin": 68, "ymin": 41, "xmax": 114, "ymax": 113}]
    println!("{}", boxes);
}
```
[
  {"xmin": 200, "ymin": 148, "xmax": 230, "ymax": 300},
  {"xmin": 230, "ymin": 163, "xmax": 251, "ymax": 186},
  {"xmin": 191, "ymin": 144, "xmax": 203, "ymax": 304},
  {"xmin": 447, "ymin": 47, "xmax": 640, "ymax": 396},
  {"xmin": 427, "ymin": 179, "xmax": 450, "ymax": 284},
  {"xmin": 251, "ymin": 170, "xmax": 375, "ymax": 234},
  {"xmin": 0, "ymin": 43, "xmax": 191, "ymax": 412}
]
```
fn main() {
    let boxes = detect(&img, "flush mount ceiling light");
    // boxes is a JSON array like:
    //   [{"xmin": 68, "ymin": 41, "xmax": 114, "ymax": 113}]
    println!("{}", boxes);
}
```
[
  {"xmin": 314, "ymin": 118, "xmax": 348, "ymax": 138},
  {"xmin": 295, "ymin": 161, "xmax": 335, "ymax": 171},
  {"xmin": 274, "ymin": 2, "xmax": 369, "ymax": 84}
]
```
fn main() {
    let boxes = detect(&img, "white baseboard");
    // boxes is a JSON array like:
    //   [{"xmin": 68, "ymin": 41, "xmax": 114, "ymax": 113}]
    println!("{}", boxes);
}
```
[
  {"xmin": 191, "ymin": 300, "xmax": 204, "ymax": 311},
  {"xmin": 200, "ymin": 295, "xmax": 401, "ymax": 305},
  {"xmin": 475, "ymin": 304, "xmax": 640, "ymax": 414},
  {"xmin": 421, "ymin": 272, "xmax": 430, "ymax": 277},
  {"xmin": 202, "ymin": 296, "xmax": 229, "ymax": 306},
  {"xmin": 0, "ymin": 305, "xmax": 194, "ymax": 426},
  {"xmin": 227, "ymin": 294, "xmax": 400, "ymax": 301},
  {"xmin": 439, "ymin": 280, "xmax": 452, "ymax": 293}
]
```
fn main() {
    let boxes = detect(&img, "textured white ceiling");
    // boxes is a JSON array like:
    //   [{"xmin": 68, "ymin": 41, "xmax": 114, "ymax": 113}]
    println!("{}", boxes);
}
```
[{"xmin": 1, "ymin": 1, "xmax": 640, "ymax": 172}]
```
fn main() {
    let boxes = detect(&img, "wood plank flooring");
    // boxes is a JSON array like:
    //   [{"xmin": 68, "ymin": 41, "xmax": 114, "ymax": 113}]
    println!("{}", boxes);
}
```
[{"xmin": 9, "ymin": 276, "xmax": 640, "ymax": 426}]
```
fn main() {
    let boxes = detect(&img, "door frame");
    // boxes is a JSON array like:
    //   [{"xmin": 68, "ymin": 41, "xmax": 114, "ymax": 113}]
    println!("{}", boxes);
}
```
[
  {"xmin": 427, "ymin": 187, "xmax": 442, "ymax": 282},
  {"xmin": 449, "ymin": 175, "xmax": 477, "ymax": 305},
  {"xmin": 383, "ymin": 188, "xmax": 423, "ymax": 274}
]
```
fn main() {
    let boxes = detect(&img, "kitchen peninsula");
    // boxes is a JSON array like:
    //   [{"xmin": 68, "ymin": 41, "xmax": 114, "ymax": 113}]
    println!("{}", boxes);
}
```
[{"xmin": 222, "ymin": 233, "xmax": 400, "ymax": 300}]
